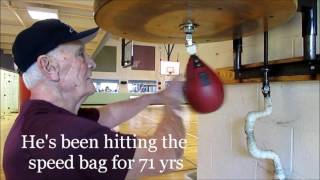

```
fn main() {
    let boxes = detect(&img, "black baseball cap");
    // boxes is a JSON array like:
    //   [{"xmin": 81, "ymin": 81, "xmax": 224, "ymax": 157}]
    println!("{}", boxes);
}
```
[{"xmin": 12, "ymin": 19, "xmax": 99, "ymax": 73}]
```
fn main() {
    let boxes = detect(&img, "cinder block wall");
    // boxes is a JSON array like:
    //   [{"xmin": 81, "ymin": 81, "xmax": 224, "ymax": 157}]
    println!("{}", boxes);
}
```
[
  {"xmin": 198, "ymin": 82, "xmax": 319, "ymax": 179},
  {"xmin": 197, "ymin": 6, "xmax": 320, "ymax": 180}
]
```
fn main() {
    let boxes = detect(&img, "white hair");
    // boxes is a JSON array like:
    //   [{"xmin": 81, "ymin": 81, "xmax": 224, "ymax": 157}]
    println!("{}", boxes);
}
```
[
  {"xmin": 22, "ymin": 46, "xmax": 62, "ymax": 89},
  {"xmin": 22, "ymin": 63, "xmax": 43, "ymax": 89}
]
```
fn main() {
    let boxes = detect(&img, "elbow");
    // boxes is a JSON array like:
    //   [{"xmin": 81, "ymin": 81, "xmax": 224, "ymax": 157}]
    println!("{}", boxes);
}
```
[
  {"xmin": 97, "ymin": 107, "xmax": 117, "ymax": 128},
  {"xmin": 174, "ymin": 147, "xmax": 184, "ymax": 160},
  {"xmin": 162, "ymin": 147, "xmax": 185, "ymax": 172}
]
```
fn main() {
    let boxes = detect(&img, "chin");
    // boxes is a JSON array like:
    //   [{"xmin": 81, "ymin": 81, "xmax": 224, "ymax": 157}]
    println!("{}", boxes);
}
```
[
  {"xmin": 87, "ymin": 84, "xmax": 96, "ymax": 95},
  {"xmin": 81, "ymin": 88, "xmax": 95, "ymax": 101}
]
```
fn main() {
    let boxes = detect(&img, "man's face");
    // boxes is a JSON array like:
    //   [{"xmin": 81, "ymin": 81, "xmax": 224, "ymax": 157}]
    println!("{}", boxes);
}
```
[{"xmin": 50, "ymin": 41, "xmax": 96, "ymax": 99}]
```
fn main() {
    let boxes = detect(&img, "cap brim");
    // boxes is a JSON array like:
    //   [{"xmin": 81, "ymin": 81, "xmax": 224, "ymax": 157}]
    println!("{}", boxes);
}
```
[{"xmin": 75, "ymin": 27, "xmax": 99, "ymax": 44}]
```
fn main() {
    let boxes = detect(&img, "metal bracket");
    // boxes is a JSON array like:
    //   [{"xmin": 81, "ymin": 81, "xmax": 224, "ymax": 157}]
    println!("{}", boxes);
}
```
[
  {"xmin": 163, "ymin": 44, "xmax": 175, "ymax": 61},
  {"xmin": 180, "ymin": 20, "xmax": 199, "ymax": 55},
  {"xmin": 233, "ymin": 0, "xmax": 319, "ymax": 81},
  {"xmin": 262, "ymin": 31, "xmax": 271, "ymax": 97}
]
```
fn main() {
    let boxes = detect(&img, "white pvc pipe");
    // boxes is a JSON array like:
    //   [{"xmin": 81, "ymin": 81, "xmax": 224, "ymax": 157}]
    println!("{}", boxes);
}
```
[{"xmin": 245, "ymin": 96, "xmax": 285, "ymax": 180}]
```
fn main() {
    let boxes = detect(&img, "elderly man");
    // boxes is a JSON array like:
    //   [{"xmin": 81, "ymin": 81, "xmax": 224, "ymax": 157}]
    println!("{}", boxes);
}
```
[{"xmin": 3, "ymin": 19, "xmax": 185, "ymax": 180}]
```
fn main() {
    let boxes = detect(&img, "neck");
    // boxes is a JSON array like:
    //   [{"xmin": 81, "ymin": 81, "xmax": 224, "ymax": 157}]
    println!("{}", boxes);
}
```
[{"xmin": 30, "ymin": 83, "xmax": 83, "ymax": 114}]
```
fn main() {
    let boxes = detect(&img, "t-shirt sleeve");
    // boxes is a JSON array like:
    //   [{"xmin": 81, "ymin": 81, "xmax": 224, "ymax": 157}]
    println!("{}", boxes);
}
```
[{"xmin": 77, "ymin": 108, "xmax": 100, "ymax": 122}]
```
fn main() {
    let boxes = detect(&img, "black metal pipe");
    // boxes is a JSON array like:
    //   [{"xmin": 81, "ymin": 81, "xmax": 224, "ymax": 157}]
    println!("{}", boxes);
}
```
[
  {"xmin": 233, "ymin": 38, "xmax": 242, "ymax": 79},
  {"xmin": 262, "ymin": 31, "xmax": 270, "ymax": 97},
  {"xmin": 233, "ymin": 60, "xmax": 320, "ymax": 79},
  {"xmin": 167, "ymin": 44, "xmax": 171, "ymax": 61},
  {"xmin": 121, "ymin": 38, "xmax": 125, "ymax": 67},
  {"xmin": 300, "ymin": 0, "xmax": 317, "ymax": 60},
  {"xmin": 164, "ymin": 44, "xmax": 175, "ymax": 61},
  {"xmin": 169, "ymin": 44, "xmax": 175, "ymax": 60},
  {"xmin": 264, "ymin": 32, "xmax": 268, "ymax": 67}
]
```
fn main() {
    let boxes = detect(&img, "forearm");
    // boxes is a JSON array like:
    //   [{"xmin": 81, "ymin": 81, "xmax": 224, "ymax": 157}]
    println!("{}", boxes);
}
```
[
  {"xmin": 126, "ymin": 107, "xmax": 186, "ymax": 179},
  {"xmin": 154, "ymin": 108, "xmax": 186, "ymax": 159},
  {"xmin": 97, "ymin": 93, "xmax": 159, "ymax": 128}
]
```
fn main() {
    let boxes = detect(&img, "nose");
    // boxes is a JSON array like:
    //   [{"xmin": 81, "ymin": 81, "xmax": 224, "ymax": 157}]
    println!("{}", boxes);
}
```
[{"xmin": 85, "ymin": 53, "xmax": 96, "ymax": 70}]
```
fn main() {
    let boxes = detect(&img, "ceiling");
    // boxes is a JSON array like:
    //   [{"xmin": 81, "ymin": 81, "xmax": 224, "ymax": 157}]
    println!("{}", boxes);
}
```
[{"xmin": 0, "ymin": 0, "xmax": 108, "ymax": 56}]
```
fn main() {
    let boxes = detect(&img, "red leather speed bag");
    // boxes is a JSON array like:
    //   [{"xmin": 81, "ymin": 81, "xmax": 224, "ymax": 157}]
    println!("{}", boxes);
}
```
[{"xmin": 185, "ymin": 55, "xmax": 224, "ymax": 113}]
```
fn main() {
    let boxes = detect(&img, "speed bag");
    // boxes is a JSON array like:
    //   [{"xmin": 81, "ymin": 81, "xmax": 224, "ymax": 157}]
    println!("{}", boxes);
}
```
[{"xmin": 185, "ymin": 55, "xmax": 224, "ymax": 113}]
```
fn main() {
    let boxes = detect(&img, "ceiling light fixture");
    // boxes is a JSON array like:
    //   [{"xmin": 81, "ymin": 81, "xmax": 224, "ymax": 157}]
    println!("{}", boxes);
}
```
[{"xmin": 27, "ymin": 7, "xmax": 59, "ymax": 20}]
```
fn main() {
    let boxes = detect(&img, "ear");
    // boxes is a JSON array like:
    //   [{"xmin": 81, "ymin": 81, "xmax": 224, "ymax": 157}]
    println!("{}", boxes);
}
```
[{"xmin": 37, "ymin": 55, "xmax": 60, "ymax": 81}]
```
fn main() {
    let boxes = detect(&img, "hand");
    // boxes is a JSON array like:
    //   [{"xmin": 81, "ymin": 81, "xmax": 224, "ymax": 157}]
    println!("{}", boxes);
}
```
[{"xmin": 157, "ymin": 76, "xmax": 185, "ymax": 110}]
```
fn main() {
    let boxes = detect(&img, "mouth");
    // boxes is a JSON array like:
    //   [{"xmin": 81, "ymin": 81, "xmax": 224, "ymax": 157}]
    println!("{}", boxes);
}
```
[
  {"xmin": 86, "ymin": 75, "xmax": 93, "ymax": 81},
  {"xmin": 86, "ymin": 73, "xmax": 92, "ymax": 80}
]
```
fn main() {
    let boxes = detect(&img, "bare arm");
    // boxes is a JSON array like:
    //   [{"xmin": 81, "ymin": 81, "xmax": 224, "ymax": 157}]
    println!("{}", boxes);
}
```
[
  {"xmin": 97, "ymin": 93, "xmax": 160, "ymax": 128},
  {"xmin": 97, "ymin": 80, "xmax": 184, "ymax": 128}
]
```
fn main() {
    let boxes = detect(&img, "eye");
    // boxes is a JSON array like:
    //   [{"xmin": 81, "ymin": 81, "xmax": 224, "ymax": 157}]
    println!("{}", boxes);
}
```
[{"xmin": 78, "ymin": 49, "xmax": 85, "ymax": 57}]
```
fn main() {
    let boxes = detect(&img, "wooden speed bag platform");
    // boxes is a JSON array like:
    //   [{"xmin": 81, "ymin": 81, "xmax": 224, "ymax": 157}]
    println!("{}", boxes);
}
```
[{"xmin": 94, "ymin": 0, "xmax": 297, "ymax": 44}]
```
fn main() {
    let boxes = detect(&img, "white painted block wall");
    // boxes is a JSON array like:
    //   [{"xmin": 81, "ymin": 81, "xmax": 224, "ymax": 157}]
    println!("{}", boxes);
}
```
[
  {"xmin": 198, "ymin": 82, "xmax": 319, "ymax": 179},
  {"xmin": 197, "ymin": 6, "xmax": 320, "ymax": 180}
]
